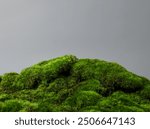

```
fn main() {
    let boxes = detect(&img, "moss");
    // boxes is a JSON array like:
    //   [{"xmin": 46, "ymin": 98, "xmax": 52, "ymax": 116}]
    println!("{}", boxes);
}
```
[
  {"xmin": 75, "ymin": 91, "xmax": 102, "ymax": 109},
  {"xmin": 41, "ymin": 55, "xmax": 78, "ymax": 82},
  {"xmin": 71, "ymin": 59, "xmax": 144, "ymax": 93},
  {"xmin": 80, "ymin": 106, "xmax": 99, "ymax": 112},
  {"xmin": 21, "ymin": 101, "xmax": 39, "ymax": 112},
  {"xmin": 114, "ymin": 72, "xmax": 143, "ymax": 92},
  {"xmin": 0, "ymin": 72, "xmax": 19, "ymax": 92},
  {"xmin": 0, "ymin": 75, "xmax": 2, "ymax": 82},
  {"xmin": 97, "ymin": 91, "xmax": 144, "ymax": 112},
  {"xmin": 13, "ymin": 55, "xmax": 77, "ymax": 90},
  {"xmin": 47, "ymin": 77, "xmax": 67, "ymax": 92},
  {"xmin": 0, "ymin": 94, "xmax": 12, "ymax": 102},
  {"xmin": 1, "ymin": 99, "xmax": 23, "ymax": 112},
  {"xmin": 76, "ymin": 79, "xmax": 102, "ymax": 92},
  {"xmin": 13, "ymin": 66, "xmax": 42, "ymax": 90},
  {"xmin": 140, "ymin": 85, "xmax": 150, "ymax": 99},
  {"xmin": 140, "ymin": 104, "xmax": 150, "ymax": 112},
  {"xmin": 0, "ymin": 55, "xmax": 149, "ymax": 112}
]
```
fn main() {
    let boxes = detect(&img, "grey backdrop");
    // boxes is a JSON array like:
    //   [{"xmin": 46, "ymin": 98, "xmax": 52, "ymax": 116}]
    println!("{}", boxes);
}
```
[{"xmin": 0, "ymin": 0, "xmax": 150, "ymax": 79}]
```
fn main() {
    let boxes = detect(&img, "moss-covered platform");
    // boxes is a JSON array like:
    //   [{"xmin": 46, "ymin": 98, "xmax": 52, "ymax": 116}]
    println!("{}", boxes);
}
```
[{"xmin": 0, "ymin": 55, "xmax": 150, "ymax": 112}]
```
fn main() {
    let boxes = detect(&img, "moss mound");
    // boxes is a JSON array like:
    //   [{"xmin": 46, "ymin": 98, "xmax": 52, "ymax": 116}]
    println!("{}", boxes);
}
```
[{"xmin": 0, "ymin": 55, "xmax": 150, "ymax": 112}]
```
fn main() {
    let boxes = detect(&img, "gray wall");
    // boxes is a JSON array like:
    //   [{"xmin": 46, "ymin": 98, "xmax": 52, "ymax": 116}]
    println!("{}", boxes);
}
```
[{"xmin": 0, "ymin": 0, "xmax": 150, "ymax": 79}]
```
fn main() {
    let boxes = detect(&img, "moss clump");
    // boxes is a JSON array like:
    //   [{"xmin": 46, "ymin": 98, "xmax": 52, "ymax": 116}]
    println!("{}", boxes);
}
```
[
  {"xmin": 0, "ymin": 99, "xmax": 23, "ymax": 112},
  {"xmin": 97, "ymin": 91, "xmax": 145, "ymax": 112},
  {"xmin": 71, "ymin": 59, "xmax": 143, "ymax": 93},
  {"xmin": 0, "ymin": 72, "xmax": 19, "ymax": 92},
  {"xmin": 13, "ymin": 55, "xmax": 77, "ymax": 90},
  {"xmin": 140, "ymin": 85, "xmax": 150, "ymax": 99},
  {"xmin": 13, "ymin": 66, "xmax": 42, "ymax": 90},
  {"xmin": 0, "ymin": 55, "xmax": 150, "ymax": 112}
]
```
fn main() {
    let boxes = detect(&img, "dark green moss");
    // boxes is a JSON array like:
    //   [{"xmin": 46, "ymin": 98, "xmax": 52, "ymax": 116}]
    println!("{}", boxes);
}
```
[
  {"xmin": 140, "ymin": 85, "xmax": 150, "ymax": 100},
  {"xmin": 71, "ymin": 59, "xmax": 143, "ymax": 93},
  {"xmin": 0, "ymin": 72, "xmax": 19, "ymax": 92},
  {"xmin": 0, "ymin": 93, "xmax": 12, "ymax": 102},
  {"xmin": 97, "ymin": 91, "xmax": 144, "ymax": 112},
  {"xmin": 0, "ymin": 55, "xmax": 149, "ymax": 112}
]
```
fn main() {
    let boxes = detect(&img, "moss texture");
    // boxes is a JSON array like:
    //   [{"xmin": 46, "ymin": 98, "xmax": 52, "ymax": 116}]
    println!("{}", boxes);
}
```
[{"xmin": 0, "ymin": 55, "xmax": 150, "ymax": 112}]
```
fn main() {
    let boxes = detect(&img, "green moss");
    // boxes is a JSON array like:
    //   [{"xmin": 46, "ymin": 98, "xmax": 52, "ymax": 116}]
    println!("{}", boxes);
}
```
[
  {"xmin": 0, "ymin": 72, "xmax": 19, "ymax": 92},
  {"xmin": 0, "ymin": 94, "xmax": 12, "ymax": 101},
  {"xmin": 0, "ymin": 75, "xmax": 2, "ymax": 82},
  {"xmin": 13, "ymin": 66, "xmax": 42, "ymax": 90},
  {"xmin": 41, "ymin": 55, "xmax": 78, "ymax": 82},
  {"xmin": 75, "ymin": 91, "xmax": 102, "ymax": 109},
  {"xmin": 140, "ymin": 104, "xmax": 150, "ymax": 112},
  {"xmin": 80, "ymin": 106, "xmax": 99, "ymax": 112},
  {"xmin": 0, "ymin": 55, "xmax": 149, "ymax": 112},
  {"xmin": 1, "ymin": 99, "xmax": 23, "ymax": 112},
  {"xmin": 140, "ymin": 85, "xmax": 150, "ymax": 99},
  {"xmin": 13, "ymin": 55, "xmax": 77, "ymax": 90},
  {"xmin": 21, "ymin": 101, "xmax": 39, "ymax": 112},
  {"xmin": 76, "ymin": 79, "xmax": 101, "ymax": 92},
  {"xmin": 97, "ymin": 91, "xmax": 144, "ymax": 112},
  {"xmin": 114, "ymin": 72, "xmax": 143, "ymax": 92},
  {"xmin": 71, "ymin": 59, "xmax": 144, "ymax": 93},
  {"xmin": 47, "ymin": 77, "xmax": 67, "ymax": 92}
]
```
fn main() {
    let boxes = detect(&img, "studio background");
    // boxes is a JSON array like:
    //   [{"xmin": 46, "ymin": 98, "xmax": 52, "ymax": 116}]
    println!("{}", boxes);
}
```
[{"xmin": 0, "ymin": 0, "xmax": 150, "ymax": 79}]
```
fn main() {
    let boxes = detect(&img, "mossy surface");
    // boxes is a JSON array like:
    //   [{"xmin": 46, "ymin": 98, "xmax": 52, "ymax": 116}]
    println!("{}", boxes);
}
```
[{"xmin": 0, "ymin": 55, "xmax": 150, "ymax": 112}]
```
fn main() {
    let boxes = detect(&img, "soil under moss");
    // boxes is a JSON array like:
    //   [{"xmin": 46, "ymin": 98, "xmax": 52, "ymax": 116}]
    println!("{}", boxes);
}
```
[{"xmin": 0, "ymin": 55, "xmax": 150, "ymax": 112}]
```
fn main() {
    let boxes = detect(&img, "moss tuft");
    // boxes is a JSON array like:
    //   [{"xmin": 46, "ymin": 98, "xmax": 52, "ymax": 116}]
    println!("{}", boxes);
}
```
[
  {"xmin": 0, "ymin": 72, "xmax": 19, "ymax": 92},
  {"xmin": 140, "ymin": 85, "xmax": 150, "ymax": 100}
]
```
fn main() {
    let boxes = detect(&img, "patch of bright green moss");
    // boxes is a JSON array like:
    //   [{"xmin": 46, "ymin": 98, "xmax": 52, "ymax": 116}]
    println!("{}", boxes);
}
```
[{"xmin": 0, "ymin": 55, "xmax": 150, "ymax": 112}]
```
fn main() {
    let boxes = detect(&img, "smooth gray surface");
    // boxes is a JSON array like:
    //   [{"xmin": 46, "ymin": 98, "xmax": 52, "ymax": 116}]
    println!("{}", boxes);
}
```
[{"xmin": 0, "ymin": 0, "xmax": 150, "ymax": 79}]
